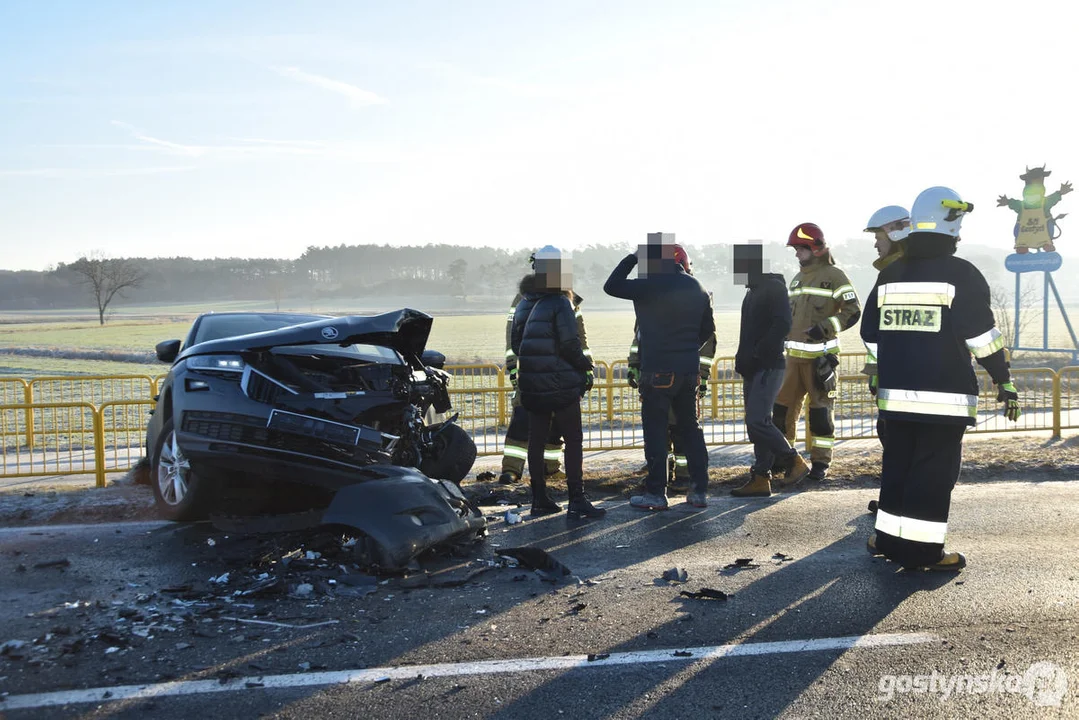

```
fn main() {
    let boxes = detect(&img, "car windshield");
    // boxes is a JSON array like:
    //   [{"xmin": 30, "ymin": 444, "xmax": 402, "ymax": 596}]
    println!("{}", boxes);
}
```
[{"xmin": 189, "ymin": 313, "xmax": 404, "ymax": 364}]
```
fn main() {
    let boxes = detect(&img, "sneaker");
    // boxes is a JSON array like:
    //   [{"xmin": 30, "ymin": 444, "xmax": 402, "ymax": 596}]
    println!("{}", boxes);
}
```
[
  {"xmin": 567, "ymin": 495, "xmax": 606, "ymax": 518},
  {"xmin": 685, "ymin": 491, "xmax": 708, "ymax": 508},
  {"xmin": 498, "ymin": 471, "xmax": 521, "ymax": 485},
  {"xmin": 806, "ymin": 462, "xmax": 828, "ymax": 482},
  {"xmin": 630, "ymin": 493, "xmax": 669, "ymax": 511}
]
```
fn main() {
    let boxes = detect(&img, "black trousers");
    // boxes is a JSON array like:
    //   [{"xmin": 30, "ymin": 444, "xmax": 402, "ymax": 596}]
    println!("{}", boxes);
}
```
[
  {"xmin": 875, "ymin": 418, "xmax": 966, "ymax": 568},
  {"xmin": 528, "ymin": 403, "xmax": 584, "ymax": 495},
  {"xmin": 640, "ymin": 372, "xmax": 709, "ymax": 495}
]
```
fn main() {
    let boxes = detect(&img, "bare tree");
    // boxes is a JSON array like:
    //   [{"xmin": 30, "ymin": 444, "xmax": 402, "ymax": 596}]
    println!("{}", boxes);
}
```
[
  {"xmin": 991, "ymin": 280, "xmax": 1038, "ymax": 351},
  {"xmin": 66, "ymin": 253, "xmax": 146, "ymax": 325}
]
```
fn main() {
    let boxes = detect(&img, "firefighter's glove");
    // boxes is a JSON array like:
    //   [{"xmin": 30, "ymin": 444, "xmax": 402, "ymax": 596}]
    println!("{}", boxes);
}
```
[
  {"xmin": 627, "ymin": 366, "xmax": 639, "ymax": 389},
  {"xmin": 996, "ymin": 381, "xmax": 1021, "ymax": 422},
  {"xmin": 509, "ymin": 367, "xmax": 518, "ymax": 390},
  {"xmin": 698, "ymin": 375, "xmax": 709, "ymax": 399},
  {"xmin": 584, "ymin": 370, "xmax": 594, "ymax": 393},
  {"xmin": 804, "ymin": 324, "xmax": 826, "ymax": 342},
  {"xmin": 868, "ymin": 374, "xmax": 878, "ymax": 397}
]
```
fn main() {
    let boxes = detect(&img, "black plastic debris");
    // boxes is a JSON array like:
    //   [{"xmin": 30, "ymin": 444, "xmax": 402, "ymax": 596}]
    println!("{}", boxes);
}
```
[
  {"xmin": 587, "ymin": 653, "xmax": 610, "ymax": 662},
  {"xmin": 661, "ymin": 568, "xmax": 689, "ymax": 583},
  {"xmin": 673, "ymin": 650, "xmax": 693, "ymax": 657},
  {"xmin": 772, "ymin": 553, "xmax": 794, "ymax": 563},
  {"xmin": 32, "ymin": 559, "xmax": 71, "ymax": 570},
  {"xmin": 475, "ymin": 471, "xmax": 497, "ymax": 482},
  {"xmin": 496, "ymin": 547, "xmax": 572, "ymax": 579},
  {"xmin": 679, "ymin": 588, "xmax": 729, "ymax": 601}
]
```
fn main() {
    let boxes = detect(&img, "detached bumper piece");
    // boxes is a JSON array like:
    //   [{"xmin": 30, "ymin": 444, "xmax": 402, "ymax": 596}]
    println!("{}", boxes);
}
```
[{"xmin": 321, "ymin": 464, "xmax": 486, "ymax": 570}]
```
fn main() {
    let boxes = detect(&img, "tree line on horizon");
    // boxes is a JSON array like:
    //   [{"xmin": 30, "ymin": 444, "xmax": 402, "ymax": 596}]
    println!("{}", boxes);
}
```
[{"xmin": 0, "ymin": 240, "xmax": 1030, "ymax": 316}]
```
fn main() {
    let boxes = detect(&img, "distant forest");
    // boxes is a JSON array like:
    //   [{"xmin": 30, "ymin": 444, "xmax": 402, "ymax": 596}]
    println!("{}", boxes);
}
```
[{"xmin": 0, "ymin": 241, "xmax": 1032, "ymax": 313}]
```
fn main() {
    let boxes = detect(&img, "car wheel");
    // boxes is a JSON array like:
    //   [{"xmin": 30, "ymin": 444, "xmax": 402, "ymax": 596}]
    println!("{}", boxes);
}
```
[
  {"xmin": 419, "ymin": 423, "xmax": 477, "ymax": 487},
  {"xmin": 151, "ymin": 419, "xmax": 213, "ymax": 521}
]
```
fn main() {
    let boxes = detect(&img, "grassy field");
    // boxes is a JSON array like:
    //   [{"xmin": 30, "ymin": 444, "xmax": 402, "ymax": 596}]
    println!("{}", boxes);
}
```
[{"xmin": 2, "ymin": 302, "xmax": 1078, "ymax": 379}]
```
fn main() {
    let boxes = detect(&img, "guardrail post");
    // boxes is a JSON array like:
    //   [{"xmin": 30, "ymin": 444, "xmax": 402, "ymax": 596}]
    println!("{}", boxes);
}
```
[
  {"xmin": 94, "ymin": 406, "xmax": 107, "ymax": 488},
  {"xmin": 604, "ymin": 362, "xmax": 615, "ymax": 423},
  {"xmin": 23, "ymin": 384, "xmax": 34, "ymax": 450},
  {"xmin": 1053, "ymin": 371, "xmax": 1062, "ymax": 438},
  {"xmin": 497, "ymin": 368, "xmax": 507, "ymax": 428}
]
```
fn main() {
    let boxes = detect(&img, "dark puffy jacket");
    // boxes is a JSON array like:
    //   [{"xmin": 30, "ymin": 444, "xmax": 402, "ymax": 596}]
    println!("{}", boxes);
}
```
[
  {"xmin": 510, "ymin": 275, "xmax": 594, "ymax": 413},
  {"xmin": 604, "ymin": 254, "xmax": 716, "ymax": 374},
  {"xmin": 735, "ymin": 272, "xmax": 790, "ymax": 377}
]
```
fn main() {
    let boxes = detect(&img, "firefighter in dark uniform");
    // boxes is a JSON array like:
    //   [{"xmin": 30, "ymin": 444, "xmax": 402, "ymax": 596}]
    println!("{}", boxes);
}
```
[
  {"xmin": 862, "ymin": 186, "xmax": 1022, "ymax": 571},
  {"xmin": 625, "ymin": 244, "xmax": 717, "ymax": 492},
  {"xmin": 496, "ymin": 247, "xmax": 592, "ymax": 484},
  {"xmin": 773, "ymin": 223, "xmax": 862, "ymax": 484}
]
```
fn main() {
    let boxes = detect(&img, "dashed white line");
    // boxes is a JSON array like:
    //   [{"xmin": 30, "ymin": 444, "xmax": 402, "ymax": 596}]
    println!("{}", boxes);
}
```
[{"xmin": 1, "ymin": 632, "xmax": 937, "ymax": 710}]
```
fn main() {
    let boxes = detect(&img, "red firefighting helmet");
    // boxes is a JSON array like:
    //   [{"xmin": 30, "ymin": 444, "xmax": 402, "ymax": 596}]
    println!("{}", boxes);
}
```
[
  {"xmin": 672, "ymin": 244, "xmax": 691, "ymax": 273},
  {"xmin": 787, "ymin": 223, "xmax": 827, "ymax": 256}
]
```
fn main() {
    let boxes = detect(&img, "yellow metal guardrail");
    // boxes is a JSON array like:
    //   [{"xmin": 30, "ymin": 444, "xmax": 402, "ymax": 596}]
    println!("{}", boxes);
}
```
[{"xmin": 2, "ymin": 359, "xmax": 1076, "ymax": 484}]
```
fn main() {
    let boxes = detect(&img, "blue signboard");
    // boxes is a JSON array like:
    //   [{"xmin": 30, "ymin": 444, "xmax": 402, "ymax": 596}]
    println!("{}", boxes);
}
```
[{"xmin": 1004, "ymin": 251, "xmax": 1063, "ymax": 274}]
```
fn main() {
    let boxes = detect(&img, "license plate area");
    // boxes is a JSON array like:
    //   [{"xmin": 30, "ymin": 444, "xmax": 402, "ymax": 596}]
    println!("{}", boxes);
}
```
[{"xmin": 267, "ymin": 409, "xmax": 362, "ymax": 446}]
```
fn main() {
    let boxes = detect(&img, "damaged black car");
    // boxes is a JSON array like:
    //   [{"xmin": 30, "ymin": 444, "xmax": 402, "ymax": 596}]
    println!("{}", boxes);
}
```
[{"xmin": 146, "ymin": 309, "xmax": 483, "ymax": 569}]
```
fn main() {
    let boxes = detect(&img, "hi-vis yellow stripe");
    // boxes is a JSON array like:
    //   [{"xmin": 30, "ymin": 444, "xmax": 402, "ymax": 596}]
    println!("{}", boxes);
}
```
[
  {"xmin": 878, "ymin": 282, "xmax": 955, "ymax": 307},
  {"xmin": 966, "ymin": 328, "xmax": 1004, "ymax": 358}
]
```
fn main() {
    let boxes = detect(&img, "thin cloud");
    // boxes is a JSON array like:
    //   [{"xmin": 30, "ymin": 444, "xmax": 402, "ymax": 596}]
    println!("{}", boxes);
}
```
[
  {"xmin": 0, "ymin": 166, "xmax": 198, "ymax": 178},
  {"xmin": 272, "ymin": 66, "xmax": 387, "ymax": 107},
  {"xmin": 110, "ymin": 120, "xmax": 207, "ymax": 157}
]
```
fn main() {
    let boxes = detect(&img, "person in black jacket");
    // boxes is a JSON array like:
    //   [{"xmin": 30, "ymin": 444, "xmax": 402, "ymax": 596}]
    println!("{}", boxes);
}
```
[
  {"xmin": 604, "ymin": 232, "xmax": 716, "ymax": 511},
  {"xmin": 731, "ymin": 243, "xmax": 811, "ymax": 497},
  {"xmin": 511, "ymin": 248, "xmax": 605, "ymax": 519},
  {"xmin": 861, "ymin": 186, "xmax": 1022, "ymax": 571}
]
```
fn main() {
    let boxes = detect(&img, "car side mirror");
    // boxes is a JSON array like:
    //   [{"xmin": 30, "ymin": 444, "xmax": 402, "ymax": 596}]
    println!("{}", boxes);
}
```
[
  {"xmin": 421, "ymin": 349, "xmax": 446, "ymax": 369},
  {"xmin": 156, "ymin": 339, "xmax": 181, "ymax": 364}
]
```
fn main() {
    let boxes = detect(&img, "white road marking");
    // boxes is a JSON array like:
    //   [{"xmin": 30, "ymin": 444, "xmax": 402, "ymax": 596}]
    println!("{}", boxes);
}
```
[{"xmin": 1, "ymin": 632, "xmax": 937, "ymax": 710}]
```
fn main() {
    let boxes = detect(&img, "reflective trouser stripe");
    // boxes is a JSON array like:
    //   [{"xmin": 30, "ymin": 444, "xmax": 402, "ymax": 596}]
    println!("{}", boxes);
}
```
[
  {"xmin": 864, "ymin": 342, "xmax": 878, "ymax": 363},
  {"xmin": 673, "ymin": 455, "xmax": 687, "ymax": 466},
  {"xmin": 503, "ymin": 445, "xmax": 528, "ymax": 460},
  {"xmin": 877, "ymin": 388, "xmax": 977, "ymax": 419},
  {"xmin": 787, "ymin": 348, "xmax": 841, "ymax": 359},
  {"xmin": 876, "ymin": 509, "xmax": 948, "ymax": 544},
  {"xmin": 543, "ymin": 448, "xmax": 562, "ymax": 461},
  {"xmin": 812, "ymin": 436, "xmax": 835, "ymax": 449}
]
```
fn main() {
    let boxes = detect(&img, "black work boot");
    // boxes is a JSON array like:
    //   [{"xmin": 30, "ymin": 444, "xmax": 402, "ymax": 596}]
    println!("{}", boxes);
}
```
[
  {"xmin": 807, "ymin": 462, "xmax": 828, "ymax": 482},
  {"xmin": 530, "ymin": 479, "xmax": 562, "ymax": 516},
  {"xmin": 567, "ymin": 493, "xmax": 606, "ymax": 518},
  {"xmin": 498, "ymin": 470, "xmax": 521, "ymax": 485}
]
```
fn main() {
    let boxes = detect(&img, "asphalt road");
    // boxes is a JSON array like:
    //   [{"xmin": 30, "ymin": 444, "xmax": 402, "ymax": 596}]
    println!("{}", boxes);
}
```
[{"xmin": 0, "ymin": 481, "xmax": 1076, "ymax": 719}]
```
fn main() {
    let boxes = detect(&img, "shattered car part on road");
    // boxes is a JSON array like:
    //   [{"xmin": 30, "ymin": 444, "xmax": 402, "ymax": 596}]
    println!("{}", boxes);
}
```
[{"xmin": 144, "ymin": 309, "xmax": 484, "ymax": 570}]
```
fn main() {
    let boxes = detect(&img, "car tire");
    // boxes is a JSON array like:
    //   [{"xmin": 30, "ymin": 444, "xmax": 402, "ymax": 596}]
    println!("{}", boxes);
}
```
[
  {"xmin": 419, "ymin": 422, "xmax": 477, "ymax": 487},
  {"xmin": 151, "ymin": 418, "xmax": 214, "ymax": 521}
]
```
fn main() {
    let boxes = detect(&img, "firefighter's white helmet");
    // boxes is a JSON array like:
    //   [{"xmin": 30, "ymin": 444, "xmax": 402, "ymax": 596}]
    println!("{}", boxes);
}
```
[
  {"xmin": 910, "ymin": 186, "xmax": 973, "ymax": 238},
  {"xmin": 864, "ymin": 205, "xmax": 911, "ymax": 242}
]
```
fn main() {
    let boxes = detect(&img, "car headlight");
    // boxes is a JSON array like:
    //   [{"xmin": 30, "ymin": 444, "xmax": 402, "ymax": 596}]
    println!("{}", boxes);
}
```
[{"xmin": 186, "ymin": 354, "xmax": 246, "ymax": 372}]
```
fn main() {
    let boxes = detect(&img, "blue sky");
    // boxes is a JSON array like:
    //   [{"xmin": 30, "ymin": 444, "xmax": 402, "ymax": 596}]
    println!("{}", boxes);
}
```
[{"xmin": 2, "ymin": 0, "xmax": 1078, "ymax": 270}]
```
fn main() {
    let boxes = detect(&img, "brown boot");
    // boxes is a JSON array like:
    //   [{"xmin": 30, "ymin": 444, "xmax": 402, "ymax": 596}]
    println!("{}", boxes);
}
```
[
  {"xmin": 774, "ymin": 453, "xmax": 810, "ymax": 489},
  {"xmin": 732, "ymin": 472, "xmax": 772, "ymax": 497}
]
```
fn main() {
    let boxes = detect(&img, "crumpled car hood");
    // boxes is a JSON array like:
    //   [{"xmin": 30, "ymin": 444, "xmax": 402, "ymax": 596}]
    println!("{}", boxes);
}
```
[{"xmin": 178, "ymin": 309, "xmax": 434, "ymax": 368}]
